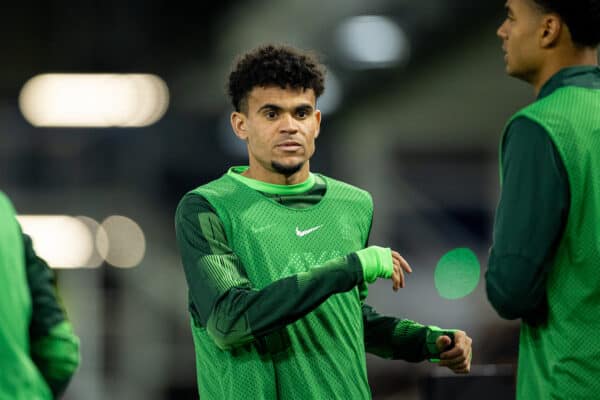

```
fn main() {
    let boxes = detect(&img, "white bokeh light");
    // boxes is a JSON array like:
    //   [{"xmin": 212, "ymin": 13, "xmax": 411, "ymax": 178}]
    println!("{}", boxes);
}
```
[
  {"xmin": 75, "ymin": 216, "xmax": 108, "ymax": 268},
  {"xmin": 17, "ymin": 215, "xmax": 96, "ymax": 269},
  {"xmin": 336, "ymin": 16, "xmax": 411, "ymax": 69},
  {"xmin": 19, "ymin": 73, "xmax": 169, "ymax": 127},
  {"xmin": 96, "ymin": 215, "xmax": 145, "ymax": 268}
]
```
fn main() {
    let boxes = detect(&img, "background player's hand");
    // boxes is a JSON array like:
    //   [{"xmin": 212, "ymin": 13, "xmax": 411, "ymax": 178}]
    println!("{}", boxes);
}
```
[
  {"xmin": 436, "ymin": 330, "xmax": 472, "ymax": 374},
  {"xmin": 391, "ymin": 250, "xmax": 412, "ymax": 291}
]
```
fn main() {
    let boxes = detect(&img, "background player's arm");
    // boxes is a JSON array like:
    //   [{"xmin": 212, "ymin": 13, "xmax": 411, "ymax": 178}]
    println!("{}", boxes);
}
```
[
  {"xmin": 23, "ymin": 232, "xmax": 80, "ymax": 398},
  {"xmin": 176, "ymin": 194, "xmax": 371, "ymax": 350},
  {"xmin": 486, "ymin": 117, "xmax": 569, "ymax": 325}
]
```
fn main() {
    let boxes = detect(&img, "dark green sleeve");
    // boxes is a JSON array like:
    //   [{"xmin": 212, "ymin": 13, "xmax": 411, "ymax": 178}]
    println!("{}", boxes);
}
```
[
  {"xmin": 363, "ymin": 304, "xmax": 435, "ymax": 362},
  {"xmin": 24, "ymin": 234, "xmax": 65, "ymax": 339},
  {"xmin": 486, "ymin": 117, "xmax": 569, "ymax": 324},
  {"xmin": 175, "ymin": 193, "xmax": 364, "ymax": 350},
  {"xmin": 23, "ymin": 233, "xmax": 80, "ymax": 398}
]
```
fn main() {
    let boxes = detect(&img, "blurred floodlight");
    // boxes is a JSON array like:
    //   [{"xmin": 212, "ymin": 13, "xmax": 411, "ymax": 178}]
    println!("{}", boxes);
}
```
[
  {"xmin": 317, "ymin": 70, "xmax": 342, "ymax": 115},
  {"xmin": 17, "ymin": 215, "xmax": 96, "ymax": 269},
  {"xmin": 336, "ymin": 16, "xmax": 410, "ymax": 68},
  {"xmin": 19, "ymin": 74, "xmax": 169, "ymax": 127},
  {"xmin": 75, "ymin": 216, "xmax": 107, "ymax": 268},
  {"xmin": 96, "ymin": 215, "xmax": 145, "ymax": 268}
]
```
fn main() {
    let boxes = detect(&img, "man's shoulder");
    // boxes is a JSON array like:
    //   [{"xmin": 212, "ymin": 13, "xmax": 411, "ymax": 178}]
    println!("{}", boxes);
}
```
[
  {"xmin": 175, "ymin": 191, "xmax": 216, "ymax": 221},
  {"xmin": 319, "ymin": 174, "xmax": 372, "ymax": 203},
  {"xmin": 184, "ymin": 174, "xmax": 240, "ymax": 199},
  {"xmin": 504, "ymin": 97, "xmax": 559, "ymax": 143},
  {"xmin": 320, "ymin": 174, "xmax": 368, "ymax": 192},
  {"xmin": 505, "ymin": 116, "xmax": 548, "ymax": 140},
  {"xmin": 175, "ymin": 175, "xmax": 234, "ymax": 216},
  {"xmin": 514, "ymin": 86, "xmax": 591, "ymax": 120}
]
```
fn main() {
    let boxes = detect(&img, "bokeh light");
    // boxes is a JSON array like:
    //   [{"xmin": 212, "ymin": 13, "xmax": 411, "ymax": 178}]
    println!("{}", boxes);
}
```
[
  {"xmin": 96, "ymin": 215, "xmax": 146, "ymax": 268},
  {"xmin": 434, "ymin": 247, "xmax": 481, "ymax": 300},
  {"xmin": 19, "ymin": 73, "xmax": 169, "ymax": 127},
  {"xmin": 17, "ymin": 215, "xmax": 96, "ymax": 269}
]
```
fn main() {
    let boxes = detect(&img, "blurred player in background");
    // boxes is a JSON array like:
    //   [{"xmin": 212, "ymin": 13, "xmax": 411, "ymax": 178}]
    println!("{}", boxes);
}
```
[
  {"xmin": 175, "ymin": 44, "xmax": 472, "ymax": 399},
  {"xmin": 486, "ymin": 0, "xmax": 600, "ymax": 398},
  {"xmin": 0, "ymin": 192, "xmax": 80, "ymax": 399}
]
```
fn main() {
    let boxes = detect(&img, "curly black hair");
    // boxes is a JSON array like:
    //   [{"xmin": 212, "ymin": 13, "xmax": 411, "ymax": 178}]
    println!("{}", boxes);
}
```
[
  {"xmin": 532, "ymin": 0, "xmax": 600, "ymax": 47},
  {"xmin": 227, "ymin": 44, "xmax": 326, "ymax": 112}
]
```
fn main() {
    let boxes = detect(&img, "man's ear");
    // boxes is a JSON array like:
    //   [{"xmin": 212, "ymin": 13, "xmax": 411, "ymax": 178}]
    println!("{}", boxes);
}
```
[
  {"xmin": 540, "ymin": 14, "xmax": 562, "ymax": 48},
  {"xmin": 231, "ymin": 112, "xmax": 248, "ymax": 141},
  {"xmin": 314, "ymin": 109, "xmax": 322, "ymax": 139}
]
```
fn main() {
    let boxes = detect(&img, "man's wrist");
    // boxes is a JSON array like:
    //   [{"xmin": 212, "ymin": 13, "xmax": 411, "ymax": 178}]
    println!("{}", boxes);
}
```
[
  {"xmin": 355, "ymin": 246, "xmax": 393, "ymax": 283},
  {"xmin": 425, "ymin": 326, "xmax": 457, "ymax": 361},
  {"xmin": 347, "ymin": 252, "xmax": 365, "ymax": 284}
]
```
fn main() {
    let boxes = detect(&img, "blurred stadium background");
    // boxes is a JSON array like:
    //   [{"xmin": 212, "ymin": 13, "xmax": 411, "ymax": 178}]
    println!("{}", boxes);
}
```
[{"xmin": 1, "ymin": 1, "xmax": 536, "ymax": 398}]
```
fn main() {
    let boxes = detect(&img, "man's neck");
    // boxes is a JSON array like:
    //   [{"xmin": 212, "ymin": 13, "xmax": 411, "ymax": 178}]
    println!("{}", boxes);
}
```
[{"xmin": 532, "ymin": 48, "xmax": 599, "ymax": 96}]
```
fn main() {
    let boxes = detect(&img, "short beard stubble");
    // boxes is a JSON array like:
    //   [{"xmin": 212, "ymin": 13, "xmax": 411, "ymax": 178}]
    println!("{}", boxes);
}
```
[{"xmin": 271, "ymin": 161, "xmax": 304, "ymax": 177}]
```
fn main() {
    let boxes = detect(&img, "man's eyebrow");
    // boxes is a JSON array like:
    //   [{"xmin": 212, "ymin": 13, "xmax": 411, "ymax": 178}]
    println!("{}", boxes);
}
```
[
  {"xmin": 295, "ymin": 103, "xmax": 314, "ymax": 111},
  {"xmin": 256, "ymin": 103, "xmax": 314, "ymax": 113},
  {"xmin": 257, "ymin": 104, "xmax": 283, "ymax": 113}
]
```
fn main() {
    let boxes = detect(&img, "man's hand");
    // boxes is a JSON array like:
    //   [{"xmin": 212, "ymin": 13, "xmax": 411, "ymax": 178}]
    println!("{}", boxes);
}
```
[
  {"xmin": 391, "ymin": 250, "xmax": 412, "ymax": 291},
  {"xmin": 436, "ymin": 330, "xmax": 472, "ymax": 373}
]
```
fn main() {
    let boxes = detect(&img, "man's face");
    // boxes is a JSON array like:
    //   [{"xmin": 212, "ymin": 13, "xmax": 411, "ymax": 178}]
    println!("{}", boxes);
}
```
[
  {"xmin": 497, "ymin": 0, "xmax": 546, "ymax": 82},
  {"xmin": 232, "ymin": 86, "xmax": 321, "ymax": 177}
]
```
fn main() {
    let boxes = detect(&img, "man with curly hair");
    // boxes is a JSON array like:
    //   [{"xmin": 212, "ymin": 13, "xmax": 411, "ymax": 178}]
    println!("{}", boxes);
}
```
[
  {"xmin": 175, "ymin": 44, "xmax": 472, "ymax": 399},
  {"xmin": 486, "ymin": 0, "xmax": 600, "ymax": 398}
]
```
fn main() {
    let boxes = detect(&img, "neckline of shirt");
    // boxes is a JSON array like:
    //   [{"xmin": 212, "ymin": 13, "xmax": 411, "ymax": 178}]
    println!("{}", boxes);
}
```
[
  {"xmin": 538, "ymin": 65, "xmax": 600, "ymax": 100},
  {"xmin": 227, "ymin": 166, "xmax": 317, "ymax": 195}
]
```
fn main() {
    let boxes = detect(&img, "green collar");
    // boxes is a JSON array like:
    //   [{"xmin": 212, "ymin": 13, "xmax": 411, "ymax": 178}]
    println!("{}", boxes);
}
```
[
  {"xmin": 227, "ymin": 166, "xmax": 316, "ymax": 195},
  {"xmin": 538, "ymin": 65, "xmax": 600, "ymax": 100}
]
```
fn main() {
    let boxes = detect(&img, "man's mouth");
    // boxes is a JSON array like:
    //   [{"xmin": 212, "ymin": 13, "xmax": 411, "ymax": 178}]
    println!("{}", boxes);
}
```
[
  {"xmin": 277, "ymin": 141, "xmax": 302, "ymax": 151},
  {"xmin": 501, "ymin": 47, "xmax": 508, "ymax": 62}
]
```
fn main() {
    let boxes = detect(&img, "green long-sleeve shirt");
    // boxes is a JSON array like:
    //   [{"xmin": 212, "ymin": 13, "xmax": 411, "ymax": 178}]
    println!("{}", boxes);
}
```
[
  {"xmin": 176, "ymin": 171, "xmax": 442, "ymax": 363},
  {"xmin": 486, "ymin": 66, "xmax": 600, "ymax": 324}
]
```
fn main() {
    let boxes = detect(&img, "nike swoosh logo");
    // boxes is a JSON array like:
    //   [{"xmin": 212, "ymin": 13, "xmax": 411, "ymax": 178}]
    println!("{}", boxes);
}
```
[{"xmin": 295, "ymin": 225, "xmax": 322, "ymax": 237}]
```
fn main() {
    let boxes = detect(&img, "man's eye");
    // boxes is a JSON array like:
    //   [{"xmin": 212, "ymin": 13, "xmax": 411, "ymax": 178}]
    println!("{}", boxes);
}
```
[
  {"xmin": 265, "ymin": 111, "xmax": 277, "ymax": 119},
  {"xmin": 296, "ymin": 110, "xmax": 308, "ymax": 118}
]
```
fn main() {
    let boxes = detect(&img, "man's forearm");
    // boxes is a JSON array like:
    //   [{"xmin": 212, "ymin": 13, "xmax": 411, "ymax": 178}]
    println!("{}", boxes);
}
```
[
  {"xmin": 363, "ymin": 304, "xmax": 431, "ymax": 362},
  {"xmin": 206, "ymin": 254, "xmax": 363, "ymax": 350}
]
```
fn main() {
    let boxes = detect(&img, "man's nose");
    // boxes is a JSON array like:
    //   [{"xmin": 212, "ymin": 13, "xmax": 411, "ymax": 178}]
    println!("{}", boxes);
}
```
[
  {"xmin": 279, "ymin": 113, "xmax": 298, "ymax": 133},
  {"xmin": 497, "ymin": 22, "xmax": 507, "ymax": 39}
]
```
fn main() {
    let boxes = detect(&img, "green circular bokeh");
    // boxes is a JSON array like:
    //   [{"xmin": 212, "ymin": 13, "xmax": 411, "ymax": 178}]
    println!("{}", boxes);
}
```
[{"xmin": 434, "ymin": 248, "xmax": 481, "ymax": 300}]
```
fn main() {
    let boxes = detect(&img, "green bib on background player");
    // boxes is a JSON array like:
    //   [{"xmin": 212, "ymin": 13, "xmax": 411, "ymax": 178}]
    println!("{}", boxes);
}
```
[
  {"xmin": 190, "ymin": 172, "xmax": 373, "ymax": 399},
  {"xmin": 0, "ymin": 192, "xmax": 52, "ymax": 400},
  {"xmin": 502, "ymin": 86, "xmax": 600, "ymax": 400}
]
